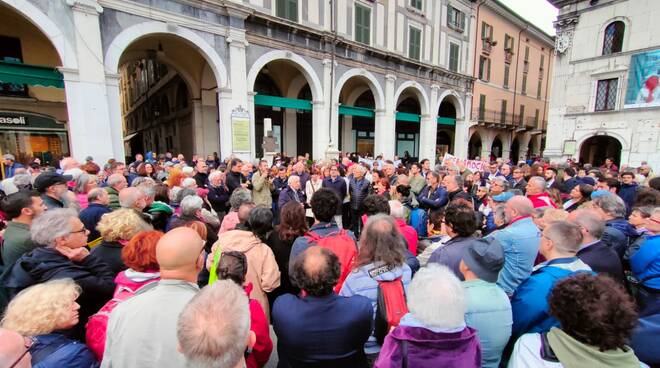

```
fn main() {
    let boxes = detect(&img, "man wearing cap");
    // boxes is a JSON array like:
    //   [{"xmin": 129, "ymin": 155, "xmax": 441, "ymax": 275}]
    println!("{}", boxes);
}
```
[
  {"xmin": 461, "ymin": 238, "xmax": 512, "ymax": 368},
  {"xmin": 3, "ymin": 154, "xmax": 24, "ymax": 179},
  {"xmin": 34, "ymin": 171, "xmax": 73, "ymax": 210}
]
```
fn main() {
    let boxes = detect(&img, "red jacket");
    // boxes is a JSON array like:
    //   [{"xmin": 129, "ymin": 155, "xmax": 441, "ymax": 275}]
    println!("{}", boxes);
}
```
[
  {"xmin": 526, "ymin": 192, "xmax": 557, "ymax": 209},
  {"xmin": 245, "ymin": 283, "xmax": 273, "ymax": 368},
  {"xmin": 395, "ymin": 218, "xmax": 419, "ymax": 255}
]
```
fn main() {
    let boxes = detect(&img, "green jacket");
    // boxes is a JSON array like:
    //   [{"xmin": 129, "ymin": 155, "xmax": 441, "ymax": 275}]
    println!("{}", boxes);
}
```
[
  {"xmin": 105, "ymin": 186, "xmax": 120, "ymax": 210},
  {"xmin": 1, "ymin": 221, "xmax": 38, "ymax": 267},
  {"xmin": 409, "ymin": 174, "xmax": 426, "ymax": 195},
  {"xmin": 251, "ymin": 171, "xmax": 273, "ymax": 208}
]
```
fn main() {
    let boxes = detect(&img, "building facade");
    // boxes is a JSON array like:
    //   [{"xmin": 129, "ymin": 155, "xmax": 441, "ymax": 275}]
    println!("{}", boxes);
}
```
[
  {"xmin": 468, "ymin": 0, "xmax": 554, "ymax": 163},
  {"xmin": 546, "ymin": 0, "xmax": 660, "ymax": 169},
  {"xmin": 0, "ymin": 0, "xmax": 489, "ymax": 166}
]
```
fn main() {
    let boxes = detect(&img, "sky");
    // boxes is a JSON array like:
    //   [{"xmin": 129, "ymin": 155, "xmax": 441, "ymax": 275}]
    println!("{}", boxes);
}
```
[{"xmin": 498, "ymin": 0, "xmax": 559, "ymax": 36}]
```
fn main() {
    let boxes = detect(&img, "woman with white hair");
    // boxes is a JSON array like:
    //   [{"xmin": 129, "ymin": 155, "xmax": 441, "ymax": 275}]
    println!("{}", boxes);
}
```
[
  {"xmin": 1, "ymin": 279, "xmax": 99, "ymax": 367},
  {"xmin": 374, "ymin": 264, "xmax": 481, "ymax": 368},
  {"xmin": 0, "ymin": 209, "xmax": 115, "ymax": 340},
  {"xmin": 73, "ymin": 173, "xmax": 98, "ymax": 210}
]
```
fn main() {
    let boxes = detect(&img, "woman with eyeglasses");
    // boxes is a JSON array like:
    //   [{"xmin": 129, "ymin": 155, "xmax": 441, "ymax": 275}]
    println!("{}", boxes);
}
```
[{"xmin": 1, "ymin": 279, "xmax": 99, "ymax": 368}]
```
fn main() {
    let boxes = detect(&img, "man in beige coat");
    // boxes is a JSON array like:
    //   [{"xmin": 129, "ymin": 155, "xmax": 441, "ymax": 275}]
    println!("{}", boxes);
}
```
[{"xmin": 251, "ymin": 160, "xmax": 274, "ymax": 208}]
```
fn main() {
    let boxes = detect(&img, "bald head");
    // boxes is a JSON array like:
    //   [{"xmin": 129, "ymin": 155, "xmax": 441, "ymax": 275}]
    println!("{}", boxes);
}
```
[
  {"xmin": 0, "ymin": 328, "xmax": 30, "ymax": 368},
  {"xmin": 569, "ymin": 209, "xmax": 605, "ymax": 242},
  {"xmin": 156, "ymin": 227, "xmax": 204, "ymax": 281},
  {"xmin": 119, "ymin": 187, "xmax": 144, "ymax": 210},
  {"xmin": 505, "ymin": 196, "xmax": 534, "ymax": 223},
  {"xmin": 291, "ymin": 246, "xmax": 340, "ymax": 297},
  {"xmin": 107, "ymin": 173, "xmax": 127, "ymax": 190}
]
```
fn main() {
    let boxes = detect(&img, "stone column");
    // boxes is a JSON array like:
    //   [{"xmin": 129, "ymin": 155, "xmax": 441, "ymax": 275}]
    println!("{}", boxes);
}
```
[
  {"xmin": 322, "ymin": 58, "xmax": 338, "ymax": 160},
  {"xmin": 284, "ymin": 108, "xmax": 297, "ymax": 156},
  {"xmin": 104, "ymin": 73, "xmax": 126, "ymax": 160},
  {"xmin": 65, "ymin": 0, "xmax": 117, "ymax": 162},
  {"xmin": 375, "ymin": 74, "xmax": 396, "ymax": 159},
  {"xmin": 342, "ymin": 115, "xmax": 354, "ymax": 152},
  {"xmin": 218, "ymin": 88, "xmax": 234, "ymax": 160},
  {"xmin": 453, "ymin": 92, "xmax": 471, "ymax": 159},
  {"xmin": 419, "ymin": 114, "xmax": 437, "ymax": 166}
]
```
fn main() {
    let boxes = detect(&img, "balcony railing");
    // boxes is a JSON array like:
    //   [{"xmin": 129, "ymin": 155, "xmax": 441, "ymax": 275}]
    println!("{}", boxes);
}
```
[
  {"xmin": 482, "ymin": 39, "xmax": 492, "ymax": 54},
  {"xmin": 472, "ymin": 107, "xmax": 515, "ymax": 127}
]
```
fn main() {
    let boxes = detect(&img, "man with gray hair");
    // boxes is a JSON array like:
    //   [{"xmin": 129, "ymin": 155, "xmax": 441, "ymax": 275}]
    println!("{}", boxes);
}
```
[
  {"xmin": 442, "ymin": 174, "xmax": 474, "ymax": 208},
  {"xmin": 278, "ymin": 175, "xmax": 305, "ymax": 210},
  {"xmin": 510, "ymin": 220, "xmax": 592, "ymax": 340},
  {"xmin": 177, "ymin": 280, "xmax": 253, "ymax": 368},
  {"xmin": 79, "ymin": 187, "xmax": 112, "ymax": 242},
  {"xmin": 374, "ymin": 264, "xmax": 481, "ymax": 367},
  {"xmin": 2, "ymin": 153, "xmax": 24, "ymax": 179},
  {"xmin": 0, "ymin": 209, "xmax": 115, "ymax": 340},
  {"xmin": 592, "ymin": 194, "xmax": 639, "ymax": 259},
  {"xmin": 525, "ymin": 176, "xmax": 557, "ymax": 209},
  {"xmin": 486, "ymin": 196, "xmax": 540, "ymax": 295},
  {"xmin": 105, "ymin": 173, "xmax": 127, "ymax": 210},
  {"xmin": 568, "ymin": 209, "xmax": 624, "ymax": 281}
]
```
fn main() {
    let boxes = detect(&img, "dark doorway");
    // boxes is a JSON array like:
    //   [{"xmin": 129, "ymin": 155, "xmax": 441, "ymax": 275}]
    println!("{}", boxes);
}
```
[
  {"xmin": 579, "ymin": 135, "xmax": 622, "ymax": 166},
  {"xmin": 468, "ymin": 133, "xmax": 482, "ymax": 159}
]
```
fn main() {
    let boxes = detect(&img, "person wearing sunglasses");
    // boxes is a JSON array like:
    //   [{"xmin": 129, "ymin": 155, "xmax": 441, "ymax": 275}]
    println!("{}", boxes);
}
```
[
  {"xmin": 1, "ymin": 279, "xmax": 99, "ymax": 368},
  {"xmin": 0, "ymin": 209, "xmax": 115, "ymax": 341},
  {"xmin": 0, "ymin": 328, "xmax": 32, "ymax": 368}
]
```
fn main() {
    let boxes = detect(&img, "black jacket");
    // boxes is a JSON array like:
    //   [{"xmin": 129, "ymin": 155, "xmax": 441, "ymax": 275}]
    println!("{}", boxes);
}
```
[
  {"xmin": 511, "ymin": 178, "xmax": 528, "ymax": 194},
  {"xmin": 349, "ymin": 177, "xmax": 370, "ymax": 211},
  {"xmin": 226, "ymin": 171, "xmax": 245, "ymax": 195},
  {"xmin": 0, "ymin": 247, "xmax": 115, "ymax": 340},
  {"xmin": 193, "ymin": 172, "xmax": 209, "ymax": 188},
  {"xmin": 577, "ymin": 240, "xmax": 624, "ymax": 282},
  {"xmin": 89, "ymin": 241, "xmax": 126, "ymax": 276},
  {"xmin": 207, "ymin": 185, "xmax": 230, "ymax": 215},
  {"xmin": 446, "ymin": 189, "xmax": 475, "ymax": 209},
  {"xmin": 272, "ymin": 177, "xmax": 289, "ymax": 206},
  {"xmin": 79, "ymin": 203, "xmax": 112, "ymax": 242}
]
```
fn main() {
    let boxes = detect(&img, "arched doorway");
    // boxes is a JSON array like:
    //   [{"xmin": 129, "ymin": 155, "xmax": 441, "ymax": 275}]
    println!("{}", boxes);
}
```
[
  {"xmin": 115, "ymin": 34, "xmax": 219, "ymax": 160},
  {"xmin": 437, "ymin": 97, "xmax": 458, "ymax": 157},
  {"xmin": 579, "ymin": 135, "xmax": 622, "ymax": 166},
  {"xmin": 337, "ymin": 75, "xmax": 378, "ymax": 155},
  {"xmin": 510, "ymin": 138, "xmax": 520, "ymax": 164},
  {"xmin": 395, "ymin": 89, "xmax": 424, "ymax": 160},
  {"xmin": 251, "ymin": 59, "xmax": 316, "ymax": 159},
  {"xmin": 491, "ymin": 136, "xmax": 503, "ymax": 161},
  {"xmin": 0, "ymin": 3, "xmax": 70, "ymax": 166},
  {"xmin": 468, "ymin": 132, "xmax": 482, "ymax": 159}
]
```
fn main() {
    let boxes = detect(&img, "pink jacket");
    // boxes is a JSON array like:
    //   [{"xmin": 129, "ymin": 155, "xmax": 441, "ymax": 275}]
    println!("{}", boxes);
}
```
[
  {"xmin": 395, "ymin": 218, "xmax": 419, "ymax": 255},
  {"xmin": 218, "ymin": 211, "xmax": 240, "ymax": 234},
  {"xmin": 76, "ymin": 193, "xmax": 89, "ymax": 209}
]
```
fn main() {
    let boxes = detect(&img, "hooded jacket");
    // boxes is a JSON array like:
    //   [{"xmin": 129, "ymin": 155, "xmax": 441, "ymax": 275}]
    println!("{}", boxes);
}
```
[
  {"xmin": 631, "ymin": 234, "xmax": 660, "ymax": 290},
  {"xmin": 31, "ymin": 333, "xmax": 99, "ymax": 368},
  {"xmin": 374, "ymin": 317, "xmax": 481, "ymax": 368},
  {"xmin": 602, "ymin": 218, "xmax": 639, "ymax": 259},
  {"xmin": 208, "ymin": 230, "xmax": 280, "ymax": 317}
]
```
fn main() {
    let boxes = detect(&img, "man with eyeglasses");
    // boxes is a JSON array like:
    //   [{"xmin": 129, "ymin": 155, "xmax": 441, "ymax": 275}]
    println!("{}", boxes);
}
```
[
  {"xmin": 0, "ymin": 328, "xmax": 32, "ymax": 368},
  {"xmin": 511, "ymin": 168, "xmax": 527, "ymax": 194}
]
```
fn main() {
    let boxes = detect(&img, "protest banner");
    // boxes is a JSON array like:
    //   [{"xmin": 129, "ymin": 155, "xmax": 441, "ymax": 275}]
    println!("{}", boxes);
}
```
[{"xmin": 442, "ymin": 153, "xmax": 487, "ymax": 172}]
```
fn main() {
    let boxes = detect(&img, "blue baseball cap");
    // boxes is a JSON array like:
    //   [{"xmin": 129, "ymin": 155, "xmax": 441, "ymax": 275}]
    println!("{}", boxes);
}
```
[
  {"xmin": 492, "ymin": 191, "xmax": 514, "ymax": 202},
  {"xmin": 591, "ymin": 190, "xmax": 612, "ymax": 199}
]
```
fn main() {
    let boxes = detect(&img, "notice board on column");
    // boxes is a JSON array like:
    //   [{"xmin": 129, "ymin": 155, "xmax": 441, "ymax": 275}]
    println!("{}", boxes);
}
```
[{"xmin": 231, "ymin": 106, "xmax": 250, "ymax": 152}]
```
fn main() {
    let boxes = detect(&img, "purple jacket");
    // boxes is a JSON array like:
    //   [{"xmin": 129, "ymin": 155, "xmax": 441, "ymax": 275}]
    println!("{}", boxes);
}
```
[{"xmin": 374, "ymin": 324, "xmax": 481, "ymax": 368}]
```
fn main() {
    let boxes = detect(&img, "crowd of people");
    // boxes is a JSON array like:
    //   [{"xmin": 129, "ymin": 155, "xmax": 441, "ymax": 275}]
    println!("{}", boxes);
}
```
[{"xmin": 0, "ymin": 150, "xmax": 658, "ymax": 368}]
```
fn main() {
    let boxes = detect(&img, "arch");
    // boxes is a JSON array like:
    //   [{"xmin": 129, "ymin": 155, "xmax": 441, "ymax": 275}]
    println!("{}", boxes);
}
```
[
  {"xmin": 1, "ymin": 0, "xmax": 77, "ymax": 69},
  {"xmin": 120, "ymin": 53, "xmax": 201, "ymax": 98},
  {"xmin": 345, "ymin": 86, "xmax": 371, "ymax": 106},
  {"xmin": 334, "ymin": 68, "xmax": 385, "ymax": 110},
  {"xmin": 104, "ymin": 21, "xmax": 228, "ymax": 89},
  {"xmin": 579, "ymin": 135, "xmax": 623, "ymax": 166},
  {"xmin": 286, "ymin": 74, "xmax": 311, "ymax": 99},
  {"xmin": 598, "ymin": 17, "xmax": 630, "ymax": 56},
  {"xmin": 435, "ymin": 90, "xmax": 465, "ymax": 119},
  {"xmin": 576, "ymin": 131, "xmax": 629, "ymax": 152},
  {"xmin": 247, "ymin": 50, "xmax": 323, "ymax": 101},
  {"xmin": 602, "ymin": 20, "xmax": 625, "ymax": 55},
  {"xmin": 394, "ymin": 81, "xmax": 430, "ymax": 115}
]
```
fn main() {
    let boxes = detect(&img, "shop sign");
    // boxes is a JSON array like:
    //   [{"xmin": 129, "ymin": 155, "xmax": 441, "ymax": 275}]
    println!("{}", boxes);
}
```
[{"xmin": 0, "ymin": 112, "xmax": 65, "ymax": 130}]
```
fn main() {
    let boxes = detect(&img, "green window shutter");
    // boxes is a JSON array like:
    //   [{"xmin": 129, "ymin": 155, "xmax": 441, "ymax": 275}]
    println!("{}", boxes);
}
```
[
  {"xmin": 525, "ymin": 46, "xmax": 530, "ymax": 61},
  {"xmin": 355, "ymin": 5, "xmax": 370, "ymax": 44},
  {"xmin": 503, "ymin": 65, "xmax": 510, "ymax": 88},
  {"xmin": 537, "ymin": 79, "xmax": 543, "ymax": 99},
  {"xmin": 540, "ymin": 54, "xmax": 545, "ymax": 69},
  {"xmin": 519, "ymin": 105, "xmax": 525, "ymax": 125},
  {"xmin": 446, "ymin": 6, "xmax": 453, "ymax": 25},
  {"xmin": 411, "ymin": 0, "xmax": 422, "ymax": 11},
  {"xmin": 276, "ymin": 0, "xmax": 286, "ymax": 18},
  {"xmin": 500, "ymin": 100, "xmax": 507, "ymax": 124},
  {"xmin": 486, "ymin": 58, "xmax": 491, "ymax": 81},
  {"xmin": 479, "ymin": 94, "xmax": 486, "ymax": 120},
  {"xmin": 522, "ymin": 75, "xmax": 527, "ymax": 95},
  {"xmin": 288, "ymin": 0, "xmax": 298, "ymax": 22},
  {"xmin": 409, "ymin": 27, "xmax": 421, "ymax": 60},
  {"xmin": 277, "ymin": 0, "xmax": 298, "ymax": 22},
  {"xmin": 449, "ymin": 43, "xmax": 459, "ymax": 72},
  {"xmin": 460, "ymin": 12, "xmax": 466, "ymax": 31},
  {"xmin": 534, "ymin": 109, "xmax": 540, "ymax": 125}
]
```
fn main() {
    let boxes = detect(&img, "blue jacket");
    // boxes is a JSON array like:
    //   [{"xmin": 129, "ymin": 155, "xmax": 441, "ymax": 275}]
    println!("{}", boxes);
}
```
[
  {"xmin": 278, "ymin": 186, "xmax": 306, "ymax": 211},
  {"xmin": 486, "ymin": 217, "xmax": 540, "ymax": 295},
  {"xmin": 427, "ymin": 236, "xmax": 477, "ymax": 280},
  {"xmin": 322, "ymin": 176, "xmax": 347, "ymax": 201},
  {"xmin": 31, "ymin": 333, "xmax": 99, "ymax": 368},
  {"xmin": 630, "ymin": 290, "xmax": 660, "ymax": 366},
  {"xmin": 79, "ymin": 203, "xmax": 112, "ymax": 242},
  {"xmin": 510, "ymin": 257, "xmax": 592, "ymax": 339},
  {"xmin": 602, "ymin": 218, "xmax": 639, "ymax": 259},
  {"xmin": 273, "ymin": 293, "xmax": 372, "ymax": 367},
  {"xmin": 561, "ymin": 177, "xmax": 580, "ymax": 194},
  {"xmin": 416, "ymin": 185, "xmax": 448, "ymax": 211},
  {"xmin": 618, "ymin": 183, "xmax": 638, "ymax": 217},
  {"xmin": 3, "ymin": 162, "xmax": 24, "ymax": 179},
  {"xmin": 631, "ymin": 234, "xmax": 660, "ymax": 290}
]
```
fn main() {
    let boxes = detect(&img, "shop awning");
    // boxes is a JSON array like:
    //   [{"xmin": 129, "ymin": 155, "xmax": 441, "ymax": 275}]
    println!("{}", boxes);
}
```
[
  {"xmin": 437, "ymin": 117, "xmax": 456, "ymax": 126},
  {"xmin": 123, "ymin": 132, "xmax": 138, "ymax": 142},
  {"xmin": 0, "ymin": 61, "xmax": 64, "ymax": 89},
  {"xmin": 396, "ymin": 112, "xmax": 421, "ymax": 123},
  {"xmin": 339, "ymin": 105, "xmax": 375, "ymax": 118},
  {"xmin": 254, "ymin": 94, "xmax": 312, "ymax": 111}
]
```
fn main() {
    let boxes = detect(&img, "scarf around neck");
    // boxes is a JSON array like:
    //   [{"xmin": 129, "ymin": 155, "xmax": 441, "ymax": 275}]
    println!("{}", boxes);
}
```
[{"xmin": 547, "ymin": 328, "xmax": 640, "ymax": 368}]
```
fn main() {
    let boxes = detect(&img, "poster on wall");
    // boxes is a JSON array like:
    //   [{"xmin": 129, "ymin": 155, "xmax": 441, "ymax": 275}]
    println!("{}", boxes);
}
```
[
  {"xmin": 231, "ymin": 106, "xmax": 250, "ymax": 152},
  {"xmin": 624, "ymin": 49, "xmax": 660, "ymax": 108}
]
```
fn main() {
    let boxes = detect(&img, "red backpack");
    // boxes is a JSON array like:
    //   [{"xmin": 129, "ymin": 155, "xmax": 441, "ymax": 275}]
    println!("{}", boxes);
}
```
[
  {"xmin": 85, "ymin": 281, "xmax": 157, "ymax": 360},
  {"xmin": 305, "ymin": 229, "xmax": 357, "ymax": 293},
  {"xmin": 374, "ymin": 277, "xmax": 409, "ymax": 345}
]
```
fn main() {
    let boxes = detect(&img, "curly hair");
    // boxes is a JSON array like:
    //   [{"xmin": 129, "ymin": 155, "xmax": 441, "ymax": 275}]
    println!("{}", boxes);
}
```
[
  {"xmin": 290, "ymin": 246, "xmax": 340, "ymax": 297},
  {"xmin": 97, "ymin": 208, "xmax": 152, "ymax": 242},
  {"xmin": 1, "ymin": 279, "xmax": 80, "ymax": 335},
  {"xmin": 549, "ymin": 273, "xmax": 638, "ymax": 352},
  {"xmin": 278, "ymin": 201, "xmax": 308, "ymax": 241},
  {"xmin": 634, "ymin": 187, "xmax": 660, "ymax": 207},
  {"xmin": 310, "ymin": 188, "xmax": 340, "ymax": 223},
  {"xmin": 122, "ymin": 231, "xmax": 163, "ymax": 272}
]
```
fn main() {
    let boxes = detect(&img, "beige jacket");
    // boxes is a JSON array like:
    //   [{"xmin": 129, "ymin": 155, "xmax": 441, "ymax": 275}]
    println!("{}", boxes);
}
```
[
  {"xmin": 251, "ymin": 171, "xmax": 273, "ymax": 208},
  {"xmin": 208, "ymin": 229, "xmax": 280, "ymax": 317}
]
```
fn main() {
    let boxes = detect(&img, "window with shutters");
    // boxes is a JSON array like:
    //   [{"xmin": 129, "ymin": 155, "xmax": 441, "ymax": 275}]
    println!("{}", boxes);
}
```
[
  {"xmin": 595, "ymin": 78, "xmax": 618, "ymax": 111},
  {"xmin": 519, "ymin": 105, "xmax": 525, "ymax": 126},
  {"xmin": 540, "ymin": 54, "xmax": 545, "ymax": 71},
  {"xmin": 478, "ymin": 56, "xmax": 490, "ymax": 82},
  {"xmin": 479, "ymin": 94, "xmax": 486, "ymax": 121},
  {"xmin": 522, "ymin": 75, "xmax": 527, "ymax": 95},
  {"xmin": 355, "ymin": 4, "xmax": 371, "ymax": 45},
  {"xmin": 447, "ymin": 6, "xmax": 465, "ymax": 33},
  {"xmin": 449, "ymin": 43, "xmax": 460, "ymax": 72},
  {"xmin": 524, "ymin": 46, "xmax": 530, "ymax": 61},
  {"xmin": 602, "ymin": 21, "xmax": 624, "ymax": 55},
  {"xmin": 503, "ymin": 65, "xmax": 510, "ymax": 89},
  {"xmin": 537, "ymin": 79, "xmax": 543, "ymax": 99},
  {"xmin": 504, "ymin": 34, "xmax": 515, "ymax": 52},
  {"xmin": 534, "ymin": 109, "xmax": 540, "ymax": 127},
  {"xmin": 481, "ymin": 22, "xmax": 493, "ymax": 41},
  {"xmin": 500, "ymin": 100, "xmax": 508, "ymax": 124},
  {"xmin": 410, "ymin": 0, "xmax": 422, "ymax": 11},
  {"xmin": 409, "ymin": 26, "xmax": 421, "ymax": 60},
  {"xmin": 276, "ymin": 0, "xmax": 298, "ymax": 22}
]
